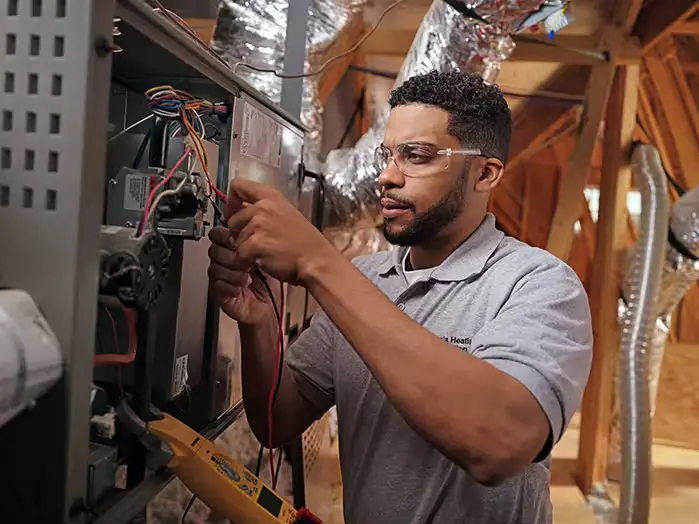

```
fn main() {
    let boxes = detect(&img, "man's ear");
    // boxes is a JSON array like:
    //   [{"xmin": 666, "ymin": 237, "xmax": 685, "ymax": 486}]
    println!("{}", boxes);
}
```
[{"xmin": 474, "ymin": 158, "xmax": 505, "ymax": 193}]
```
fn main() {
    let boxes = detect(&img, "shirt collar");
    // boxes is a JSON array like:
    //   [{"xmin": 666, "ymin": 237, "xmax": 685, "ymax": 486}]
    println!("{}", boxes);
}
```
[{"xmin": 378, "ymin": 213, "xmax": 504, "ymax": 282}]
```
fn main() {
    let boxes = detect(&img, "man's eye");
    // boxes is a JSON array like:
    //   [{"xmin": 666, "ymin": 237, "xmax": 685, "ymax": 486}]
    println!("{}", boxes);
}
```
[{"xmin": 406, "ymin": 153, "xmax": 431, "ymax": 164}]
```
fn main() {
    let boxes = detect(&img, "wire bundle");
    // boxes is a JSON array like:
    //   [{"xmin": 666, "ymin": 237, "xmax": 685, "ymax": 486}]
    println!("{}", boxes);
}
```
[{"xmin": 143, "ymin": 86, "xmax": 228, "ymax": 206}]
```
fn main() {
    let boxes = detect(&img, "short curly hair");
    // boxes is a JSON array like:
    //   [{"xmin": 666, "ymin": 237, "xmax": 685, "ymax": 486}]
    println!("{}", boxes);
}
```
[{"xmin": 388, "ymin": 70, "xmax": 512, "ymax": 163}]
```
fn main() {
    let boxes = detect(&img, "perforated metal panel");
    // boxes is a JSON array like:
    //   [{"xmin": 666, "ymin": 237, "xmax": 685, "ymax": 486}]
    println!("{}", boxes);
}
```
[{"xmin": 0, "ymin": 0, "xmax": 115, "ymax": 521}]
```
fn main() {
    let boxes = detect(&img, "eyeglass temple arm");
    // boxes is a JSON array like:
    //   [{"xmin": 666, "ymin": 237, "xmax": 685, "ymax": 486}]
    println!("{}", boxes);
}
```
[{"xmin": 437, "ymin": 148, "xmax": 482, "ymax": 156}]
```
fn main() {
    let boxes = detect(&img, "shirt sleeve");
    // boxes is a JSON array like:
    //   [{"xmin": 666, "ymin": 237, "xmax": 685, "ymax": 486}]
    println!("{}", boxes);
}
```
[
  {"xmin": 285, "ymin": 308, "xmax": 337, "ymax": 414},
  {"xmin": 470, "ymin": 261, "xmax": 593, "ymax": 458}
]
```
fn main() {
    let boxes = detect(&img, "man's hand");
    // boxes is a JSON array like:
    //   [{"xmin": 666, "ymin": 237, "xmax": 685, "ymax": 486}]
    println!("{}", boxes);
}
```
[
  {"xmin": 208, "ymin": 226, "xmax": 279, "ymax": 324},
  {"xmin": 225, "ymin": 178, "xmax": 336, "ymax": 285}
]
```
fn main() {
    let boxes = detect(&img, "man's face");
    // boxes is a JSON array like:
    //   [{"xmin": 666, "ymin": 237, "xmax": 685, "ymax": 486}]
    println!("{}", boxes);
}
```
[{"xmin": 377, "ymin": 104, "xmax": 476, "ymax": 246}]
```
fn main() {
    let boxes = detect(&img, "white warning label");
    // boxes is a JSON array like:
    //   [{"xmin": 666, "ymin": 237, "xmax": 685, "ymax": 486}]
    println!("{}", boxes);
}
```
[
  {"xmin": 240, "ymin": 102, "xmax": 283, "ymax": 168},
  {"xmin": 123, "ymin": 173, "xmax": 150, "ymax": 211},
  {"xmin": 172, "ymin": 354, "xmax": 189, "ymax": 398}
]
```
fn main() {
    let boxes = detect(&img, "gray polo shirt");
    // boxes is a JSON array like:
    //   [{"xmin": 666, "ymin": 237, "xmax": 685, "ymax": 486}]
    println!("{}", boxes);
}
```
[{"xmin": 286, "ymin": 213, "xmax": 593, "ymax": 523}]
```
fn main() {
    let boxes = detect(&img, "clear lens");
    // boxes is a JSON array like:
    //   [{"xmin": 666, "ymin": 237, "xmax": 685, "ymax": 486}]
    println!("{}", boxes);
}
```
[
  {"xmin": 374, "ymin": 144, "xmax": 450, "ymax": 177},
  {"xmin": 395, "ymin": 143, "xmax": 449, "ymax": 177},
  {"xmin": 374, "ymin": 146, "xmax": 390, "ymax": 173}
]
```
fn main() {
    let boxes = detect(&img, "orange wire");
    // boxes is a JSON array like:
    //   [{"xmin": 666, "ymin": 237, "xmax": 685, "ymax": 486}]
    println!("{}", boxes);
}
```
[{"xmin": 94, "ymin": 307, "xmax": 137, "ymax": 367}]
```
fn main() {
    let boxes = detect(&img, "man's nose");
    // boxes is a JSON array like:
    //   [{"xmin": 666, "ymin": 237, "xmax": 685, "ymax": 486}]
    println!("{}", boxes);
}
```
[{"xmin": 378, "ymin": 161, "xmax": 405, "ymax": 189}]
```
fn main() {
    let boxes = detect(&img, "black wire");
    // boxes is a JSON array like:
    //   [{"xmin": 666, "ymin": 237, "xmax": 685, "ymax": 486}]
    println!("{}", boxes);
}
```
[
  {"xmin": 181, "ymin": 494, "xmax": 196, "ymax": 523},
  {"xmin": 255, "ymin": 445, "xmax": 265, "ymax": 476},
  {"xmin": 132, "ymin": 128, "xmax": 152, "ymax": 169},
  {"xmin": 274, "ymin": 446, "xmax": 284, "ymax": 485}
]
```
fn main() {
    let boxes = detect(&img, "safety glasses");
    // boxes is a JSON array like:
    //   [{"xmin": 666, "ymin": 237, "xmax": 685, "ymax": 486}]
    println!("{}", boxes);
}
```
[{"xmin": 374, "ymin": 142, "xmax": 482, "ymax": 178}]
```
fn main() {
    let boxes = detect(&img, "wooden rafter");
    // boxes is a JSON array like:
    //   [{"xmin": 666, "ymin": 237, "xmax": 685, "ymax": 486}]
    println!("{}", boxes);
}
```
[
  {"xmin": 635, "ymin": 0, "xmax": 699, "ymax": 51},
  {"xmin": 508, "ymin": 105, "xmax": 582, "ymax": 171},
  {"xmin": 645, "ymin": 47, "xmax": 699, "ymax": 188},
  {"xmin": 672, "ymin": 20, "xmax": 699, "ymax": 35},
  {"xmin": 657, "ymin": 39, "xmax": 699, "ymax": 144},
  {"xmin": 576, "ymin": 63, "xmax": 640, "ymax": 494}
]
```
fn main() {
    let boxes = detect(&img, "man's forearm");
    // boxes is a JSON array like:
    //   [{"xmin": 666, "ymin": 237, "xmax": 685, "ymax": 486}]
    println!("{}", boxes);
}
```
[
  {"xmin": 238, "ymin": 309, "xmax": 319, "ymax": 446},
  {"xmin": 300, "ymin": 254, "xmax": 548, "ymax": 482}
]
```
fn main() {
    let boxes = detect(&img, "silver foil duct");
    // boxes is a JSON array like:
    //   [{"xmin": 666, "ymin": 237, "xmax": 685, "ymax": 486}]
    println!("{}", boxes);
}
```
[
  {"xmin": 322, "ymin": 0, "xmax": 546, "ymax": 248},
  {"xmin": 614, "ymin": 145, "xmax": 669, "ymax": 524},
  {"xmin": 211, "ymin": 0, "xmax": 365, "ymax": 171}
]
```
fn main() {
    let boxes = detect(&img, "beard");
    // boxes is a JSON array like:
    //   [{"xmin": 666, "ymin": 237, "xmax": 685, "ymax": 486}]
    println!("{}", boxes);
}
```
[{"xmin": 381, "ymin": 174, "xmax": 467, "ymax": 246}]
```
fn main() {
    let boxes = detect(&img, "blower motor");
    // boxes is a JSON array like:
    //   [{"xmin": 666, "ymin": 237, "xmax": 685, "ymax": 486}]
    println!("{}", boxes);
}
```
[{"xmin": 98, "ymin": 225, "xmax": 170, "ymax": 310}]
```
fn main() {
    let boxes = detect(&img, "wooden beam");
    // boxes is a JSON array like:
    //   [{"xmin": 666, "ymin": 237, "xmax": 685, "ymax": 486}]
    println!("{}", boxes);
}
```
[
  {"xmin": 576, "ymin": 63, "xmax": 639, "ymax": 495},
  {"xmin": 614, "ymin": 0, "xmax": 644, "ymax": 34},
  {"xmin": 635, "ymin": 0, "xmax": 699, "ymax": 51},
  {"xmin": 546, "ymin": 29, "xmax": 627, "ymax": 260},
  {"xmin": 361, "ymin": 30, "xmax": 640, "ymax": 65},
  {"xmin": 645, "ymin": 48, "xmax": 699, "ymax": 188},
  {"xmin": 671, "ymin": 20, "xmax": 699, "ymax": 35}
]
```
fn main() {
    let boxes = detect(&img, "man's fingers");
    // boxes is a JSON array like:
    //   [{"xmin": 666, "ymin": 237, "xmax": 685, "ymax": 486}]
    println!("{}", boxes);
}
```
[
  {"xmin": 233, "ymin": 222, "xmax": 257, "ymax": 256},
  {"xmin": 227, "ymin": 205, "xmax": 256, "ymax": 235},
  {"xmin": 210, "ymin": 280, "xmax": 242, "ymax": 303},
  {"xmin": 208, "ymin": 264, "xmax": 252, "ymax": 288},
  {"xmin": 209, "ymin": 226, "xmax": 234, "ymax": 248},
  {"xmin": 224, "ymin": 178, "xmax": 271, "ymax": 220},
  {"xmin": 208, "ymin": 244, "xmax": 252, "ymax": 271}
]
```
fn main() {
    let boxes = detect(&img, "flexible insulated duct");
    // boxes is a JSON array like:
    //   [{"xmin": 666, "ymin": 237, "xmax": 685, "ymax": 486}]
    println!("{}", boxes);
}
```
[
  {"xmin": 613, "ymin": 144, "xmax": 670, "ymax": 524},
  {"xmin": 608, "ymin": 178, "xmax": 699, "ymax": 509}
]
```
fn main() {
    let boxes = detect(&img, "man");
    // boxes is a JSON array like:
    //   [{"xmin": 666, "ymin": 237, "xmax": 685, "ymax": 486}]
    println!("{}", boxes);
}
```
[{"xmin": 208, "ymin": 70, "xmax": 593, "ymax": 523}]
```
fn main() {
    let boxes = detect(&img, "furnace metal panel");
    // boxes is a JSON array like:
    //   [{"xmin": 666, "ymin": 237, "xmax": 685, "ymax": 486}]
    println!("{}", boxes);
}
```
[
  {"xmin": 0, "ymin": 0, "xmax": 116, "ymax": 520},
  {"xmin": 230, "ymin": 92, "xmax": 304, "ymax": 207}
]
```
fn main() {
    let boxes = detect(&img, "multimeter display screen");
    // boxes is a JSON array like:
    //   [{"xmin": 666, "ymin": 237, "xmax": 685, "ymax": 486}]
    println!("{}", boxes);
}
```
[{"xmin": 257, "ymin": 485, "xmax": 283, "ymax": 517}]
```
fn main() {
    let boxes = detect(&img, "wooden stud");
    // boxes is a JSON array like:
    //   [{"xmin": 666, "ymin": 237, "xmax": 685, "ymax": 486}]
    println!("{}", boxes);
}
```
[{"xmin": 576, "ymin": 63, "xmax": 640, "ymax": 495}]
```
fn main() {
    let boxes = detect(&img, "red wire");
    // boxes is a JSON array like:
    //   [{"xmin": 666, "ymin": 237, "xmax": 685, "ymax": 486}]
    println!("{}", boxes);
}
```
[
  {"xmin": 268, "ymin": 282, "xmax": 285, "ymax": 489},
  {"xmin": 94, "ymin": 307, "xmax": 137, "ymax": 367},
  {"xmin": 138, "ymin": 147, "xmax": 192, "ymax": 236}
]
